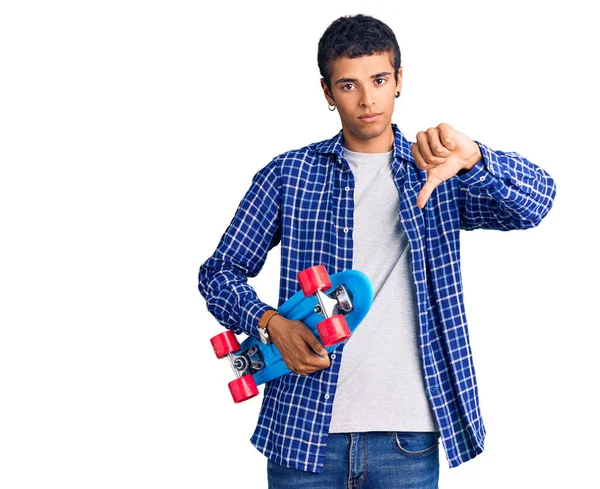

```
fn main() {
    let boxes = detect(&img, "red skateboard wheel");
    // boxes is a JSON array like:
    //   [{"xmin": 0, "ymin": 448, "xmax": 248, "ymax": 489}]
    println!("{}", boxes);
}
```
[
  {"xmin": 210, "ymin": 330, "xmax": 241, "ymax": 358},
  {"xmin": 317, "ymin": 315, "xmax": 351, "ymax": 348},
  {"xmin": 229, "ymin": 375, "xmax": 259, "ymax": 403},
  {"xmin": 298, "ymin": 264, "xmax": 332, "ymax": 297}
]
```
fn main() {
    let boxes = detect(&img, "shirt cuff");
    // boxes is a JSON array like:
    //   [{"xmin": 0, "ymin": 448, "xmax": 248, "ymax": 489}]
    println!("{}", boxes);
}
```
[
  {"xmin": 243, "ymin": 300, "xmax": 277, "ymax": 339},
  {"xmin": 456, "ymin": 140, "xmax": 505, "ymax": 190}
]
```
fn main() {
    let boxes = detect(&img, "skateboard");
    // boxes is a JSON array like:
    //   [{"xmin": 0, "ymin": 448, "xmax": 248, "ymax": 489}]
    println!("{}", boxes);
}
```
[{"xmin": 210, "ymin": 264, "xmax": 374, "ymax": 403}]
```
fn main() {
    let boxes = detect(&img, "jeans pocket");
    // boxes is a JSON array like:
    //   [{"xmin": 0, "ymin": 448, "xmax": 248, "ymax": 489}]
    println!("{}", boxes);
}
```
[{"xmin": 392, "ymin": 431, "xmax": 440, "ymax": 457}]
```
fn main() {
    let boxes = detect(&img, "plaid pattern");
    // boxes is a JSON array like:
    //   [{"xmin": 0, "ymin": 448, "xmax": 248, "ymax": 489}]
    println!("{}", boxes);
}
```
[{"xmin": 197, "ymin": 123, "xmax": 556, "ymax": 472}]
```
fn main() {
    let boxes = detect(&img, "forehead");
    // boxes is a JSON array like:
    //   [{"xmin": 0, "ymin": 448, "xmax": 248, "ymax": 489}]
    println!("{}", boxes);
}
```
[{"xmin": 329, "ymin": 52, "xmax": 395, "ymax": 81}]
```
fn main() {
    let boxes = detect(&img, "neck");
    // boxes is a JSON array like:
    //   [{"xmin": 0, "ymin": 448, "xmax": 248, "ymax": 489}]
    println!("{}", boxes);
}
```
[{"xmin": 341, "ymin": 123, "xmax": 394, "ymax": 153}]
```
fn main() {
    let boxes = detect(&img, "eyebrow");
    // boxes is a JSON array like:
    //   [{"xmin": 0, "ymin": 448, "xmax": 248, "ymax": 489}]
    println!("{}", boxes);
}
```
[{"xmin": 334, "ymin": 72, "xmax": 392, "ymax": 84}]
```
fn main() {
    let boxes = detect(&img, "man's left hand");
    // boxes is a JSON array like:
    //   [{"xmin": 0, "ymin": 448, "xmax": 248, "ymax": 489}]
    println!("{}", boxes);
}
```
[{"xmin": 411, "ymin": 123, "xmax": 483, "ymax": 209}]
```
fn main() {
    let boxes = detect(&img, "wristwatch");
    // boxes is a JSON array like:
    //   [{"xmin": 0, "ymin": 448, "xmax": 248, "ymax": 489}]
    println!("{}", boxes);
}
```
[{"xmin": 257, "ymin": 309, "xmax": 279, "ymax": 345}]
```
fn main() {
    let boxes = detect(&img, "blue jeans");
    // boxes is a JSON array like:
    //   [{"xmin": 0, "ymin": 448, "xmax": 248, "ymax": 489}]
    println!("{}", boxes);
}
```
[{"xmin": 267, "ymin": 431, "xmax": 440, "ymax": 489}]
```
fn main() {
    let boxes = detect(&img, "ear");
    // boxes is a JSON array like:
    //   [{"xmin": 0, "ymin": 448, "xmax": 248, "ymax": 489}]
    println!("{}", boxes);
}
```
[
  {"xmin": 396, "ymin": 66, "xmax": 403, "ymax": 92},
  {"xmin": 320, "ymin": 78, "xmax": 335, "ymax": 105}
]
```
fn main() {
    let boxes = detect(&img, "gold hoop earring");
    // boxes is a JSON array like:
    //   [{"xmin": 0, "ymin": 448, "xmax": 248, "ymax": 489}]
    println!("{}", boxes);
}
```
[{"xmin": 328, "ymin": 104, "xmax": 336, "ymax": 111}]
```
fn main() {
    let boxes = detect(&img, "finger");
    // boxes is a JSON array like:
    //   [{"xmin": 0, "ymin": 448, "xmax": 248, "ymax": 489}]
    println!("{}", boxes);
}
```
[
  {"xmin": 416, "ymin": 131, "xmax": 447, "ymax": 166},
  {"xmin": 293, "ymin": 349, "xmax": 330, "ymax": 375},
  {"xmin": 309, "ymin": 353, "xmax": 331, "ymax": 368},
  {"xmin": 411, "ymin": 143, "xmax": 436, "ymax": 171},
  {"xmin": 304, "ymin": 353, "xmax": 331, "ymax": 373},
  {"xmin": 438, "ymin": 123, "xmax": 456, "ymax": 151},
  {"xmin": 416, "ymin": 174, "xmax": 443, "ymax": 209},
  {"xmin": 304, "ymin": 329, "xmax": 328, "ymax": 357},
  {"xmin": 426, "ymin": 127, "xmax": 452, "ymax": 157}
]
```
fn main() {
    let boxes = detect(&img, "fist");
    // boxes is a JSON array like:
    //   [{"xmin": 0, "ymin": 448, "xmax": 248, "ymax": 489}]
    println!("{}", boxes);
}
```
[
  {"xmin": 411, "ymin": 123, "xmax": 482, "ymax": 208},
  {"xmin": 267, "ymin": 315, "xmax": 331, "ymax": 376}
]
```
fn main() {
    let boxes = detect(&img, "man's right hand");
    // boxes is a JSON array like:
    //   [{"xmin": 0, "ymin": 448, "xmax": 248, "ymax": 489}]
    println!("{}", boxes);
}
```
[{"xmin": 266, "ymin": 314, "xmax": 331, "ymax": 376}]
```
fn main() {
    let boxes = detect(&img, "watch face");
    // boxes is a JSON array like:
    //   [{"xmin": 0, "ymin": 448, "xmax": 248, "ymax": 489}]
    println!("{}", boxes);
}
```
[{"xmin": 258, "ymin": 328, "xmax": 269, "ymax": 345}]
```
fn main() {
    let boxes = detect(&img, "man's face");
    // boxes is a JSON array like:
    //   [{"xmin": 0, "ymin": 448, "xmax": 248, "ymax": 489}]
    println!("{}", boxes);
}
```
[{"xmin": 321, "ymin": 52, "xmax": 402, "ymax": 151}]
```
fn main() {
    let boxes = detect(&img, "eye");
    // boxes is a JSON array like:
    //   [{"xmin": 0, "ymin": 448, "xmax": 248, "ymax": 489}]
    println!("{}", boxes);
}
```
[
  {"xmin": 375, "ymin": 77, "xmax": 386, "ymax": 85},
  {"xmin": 342, "ymin": 83, "xmax": 354, "ymax": 91}
]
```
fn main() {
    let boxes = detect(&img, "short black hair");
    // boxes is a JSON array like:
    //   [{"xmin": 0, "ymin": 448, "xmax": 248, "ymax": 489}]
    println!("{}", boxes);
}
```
[{"xmin": 318, "ymin": 14, "xmax": 401, "ymax": 94}]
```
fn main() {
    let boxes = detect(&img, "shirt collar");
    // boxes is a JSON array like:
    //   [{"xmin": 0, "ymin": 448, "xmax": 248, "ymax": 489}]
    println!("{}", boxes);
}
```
[{"xmin": 314, "ymin": 122, "xmax": 413, "ymax": 163}]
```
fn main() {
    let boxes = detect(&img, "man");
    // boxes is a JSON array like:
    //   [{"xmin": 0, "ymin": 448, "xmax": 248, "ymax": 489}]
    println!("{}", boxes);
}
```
[{"xmin": 198, "ymin": 14, "xmax": 556, "ymax": 489}]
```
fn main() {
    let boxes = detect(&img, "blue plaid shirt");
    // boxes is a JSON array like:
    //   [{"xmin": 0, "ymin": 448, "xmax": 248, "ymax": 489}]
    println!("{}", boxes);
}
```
[{"xmin": 197, "ymin": 123, "xmax": 556, "ymax": 472}]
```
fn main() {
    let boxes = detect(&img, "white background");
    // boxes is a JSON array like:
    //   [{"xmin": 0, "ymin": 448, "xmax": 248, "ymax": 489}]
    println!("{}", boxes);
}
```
[{"xmin": 1, "ymin": 1, "xmax": 598, "ymax": 487}]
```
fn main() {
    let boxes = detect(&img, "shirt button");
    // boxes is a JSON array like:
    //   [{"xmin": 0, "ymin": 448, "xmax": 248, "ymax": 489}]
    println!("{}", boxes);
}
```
[
  {"xmin": 479, "ymin": 176, "xmax": 486, "ymax": 182},
  {"xmin": 429, "ymin": 387, "xmax": 439, "ymax": 395},
  {"xmin": 345, "ymin": 186, "xmax": 350, "ymax": 191},
  {"xmin": 324, "ymin": 393, "xmax": 330, "ymax": 400},
  {"xmin": 331, "ymin": 354, "xmax": 336, "ymax": 360},
  {"xmin": 343, "ymin": 228, "xmax": 349, "ymax": 233}
]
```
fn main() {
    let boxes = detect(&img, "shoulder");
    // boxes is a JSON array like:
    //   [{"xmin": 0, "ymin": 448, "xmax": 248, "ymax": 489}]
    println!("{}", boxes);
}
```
[
  {"xmin": 260, "ymin": 135, "xmax": 334, "ymax": 175},
  {"xmin": 278, "ymin": 137, "xmax": 329, "ymax": 164}
]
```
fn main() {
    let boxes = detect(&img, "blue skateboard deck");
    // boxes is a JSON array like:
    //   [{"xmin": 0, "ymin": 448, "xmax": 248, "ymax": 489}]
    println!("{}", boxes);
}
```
[
  {"xmin": 211, "ymin": 268, "xmax": 373, "ymax": 401},
  {"xmin": 249, "ymin": 269, "xmax": 373, "ymax": 385}
]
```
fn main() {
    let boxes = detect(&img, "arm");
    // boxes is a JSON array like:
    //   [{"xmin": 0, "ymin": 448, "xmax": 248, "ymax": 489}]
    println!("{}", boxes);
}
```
[
  {"xmin": 197, "ymin": 159, "xmax": 281, "ymax": 339},
  {"xmin": 411, "ymin": 123, "xmax": 556, "ymax": 230},
  {"xmin": 198, "ymin": 158, "xmax": 331, "ymax": 375},
  {"xmin": 457, "ymin": 142, "xmax": 556, "ymax": 230}
]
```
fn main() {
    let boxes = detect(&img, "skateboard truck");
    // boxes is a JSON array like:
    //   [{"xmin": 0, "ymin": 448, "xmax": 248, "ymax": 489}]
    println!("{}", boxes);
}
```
[
  {"xmin": 313, "ymin": 285, "xmax": 354, "ymax": 318},
  {"xmin": 230, "ymin": 345, "xmax": 264, "ymax": 377},
  {"xmin": 297, "ymin": 265, "xmax": 352, "ymax": 348},
  {"xmin": 211, "ymin": 330, "xmax": 261, "ymax": 403}
]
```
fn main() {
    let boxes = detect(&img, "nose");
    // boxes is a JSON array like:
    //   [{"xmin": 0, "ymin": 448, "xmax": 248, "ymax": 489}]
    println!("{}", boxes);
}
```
[{"xmin": 359, "ymin": 85, "xmax": 375, "ymax": 107}]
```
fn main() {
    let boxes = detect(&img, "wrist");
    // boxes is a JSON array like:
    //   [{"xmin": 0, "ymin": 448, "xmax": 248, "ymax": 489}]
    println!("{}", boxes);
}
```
[
  {"xmin": 463, "ymin": 142, "xmax": 482, "ymax": 172},
  {"xmin": 266, "ymin": 314, "xmax": 289, "ymax": 345},
  {"xmin": 257, "ymin": 309, "xmax": 279, "ymax": 345},
  {"xmin": 266, "ymin": 313, "xmax": 285, "ymax": 332},
  {"xmin": 258, "ymin": 309, "xmax": 278, "ymax": 329}
]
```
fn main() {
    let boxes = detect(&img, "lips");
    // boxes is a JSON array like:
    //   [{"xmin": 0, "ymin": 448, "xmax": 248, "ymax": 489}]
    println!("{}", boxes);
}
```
[{"xmin": 359, "ymin": 113, "xmax": 382, "ymax": 121}]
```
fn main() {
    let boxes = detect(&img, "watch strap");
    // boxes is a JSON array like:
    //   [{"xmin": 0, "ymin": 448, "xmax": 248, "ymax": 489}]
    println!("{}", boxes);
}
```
[{"xmin": 258, "ymin": 309, "xmax": 279, "ymax": 329}]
